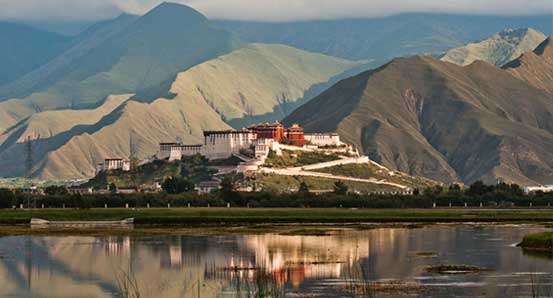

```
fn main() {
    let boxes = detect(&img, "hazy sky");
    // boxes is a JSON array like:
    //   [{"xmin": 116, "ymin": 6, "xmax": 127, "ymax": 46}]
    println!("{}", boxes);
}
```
[{"xmin": 0, "ymin": 0, "xmax": 551, "ymax": 22}]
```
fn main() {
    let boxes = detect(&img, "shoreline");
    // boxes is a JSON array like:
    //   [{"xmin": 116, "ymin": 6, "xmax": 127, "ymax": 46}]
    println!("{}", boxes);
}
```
[{"xmin": 0, "ymin": 208, "xmax": 552, "ymax": 236}]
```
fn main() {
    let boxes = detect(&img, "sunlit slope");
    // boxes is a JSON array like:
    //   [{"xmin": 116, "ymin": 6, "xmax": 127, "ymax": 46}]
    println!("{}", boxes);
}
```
[
  {"xmin": 285, "ymin": 56, "xmax": 553, "ymax": 185},
  {"xmin": 505, "ymin": 37, "xmax": 553, "ymax": 93},
  {"xmin": 0, "ymin": 3, "xmax": 241, "ymax": 132},
  {"xmin": 442, "ymin": 28, "xmax": 546, "ymax": 67},
  {"xmin": 168, "ymin": 43, "xmax": 359, "ymax": 127},
  {"xmin": 0, "ymin": 94, "xmax": 131, "ymax": 146},
  {"xmin": 0, "ymin": 43, "xmax": 358, "ymax": 179}
]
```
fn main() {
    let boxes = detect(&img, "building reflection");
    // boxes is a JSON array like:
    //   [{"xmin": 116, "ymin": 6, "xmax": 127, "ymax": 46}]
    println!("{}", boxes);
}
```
[{"xmin": 0, "ymin": 226, "xmax": 550, "ymax": 298}]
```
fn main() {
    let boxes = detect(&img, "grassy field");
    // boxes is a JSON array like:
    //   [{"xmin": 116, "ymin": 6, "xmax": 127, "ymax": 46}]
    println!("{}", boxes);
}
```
[
  {"xmin": 2, "ymin": 208, "xmax": 553, "ymax": 225},
  {"xmin": 519, "ymin": 231, "xmax": 553, "ymax": 251},
  {"xmin": 317, "ymin": 163, "xmax": 438, "ymax": 189},
  {"xmin": 256, "ymin": 174, "xmax": 401, "ymax": 193}
]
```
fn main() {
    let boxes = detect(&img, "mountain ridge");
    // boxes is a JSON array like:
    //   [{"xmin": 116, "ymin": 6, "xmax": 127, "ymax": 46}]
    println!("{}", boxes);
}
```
[
  {"xmin": 441, "ymin": 28, "xmax": 546, "ymax": 67},
  {"xmin": 284, "ymin": 51, "xmax": 553, "ymax": 186}
]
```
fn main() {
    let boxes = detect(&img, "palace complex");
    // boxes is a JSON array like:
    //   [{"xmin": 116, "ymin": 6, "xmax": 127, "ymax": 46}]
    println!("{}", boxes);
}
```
[
  {"xmin": 96, "ymin": 122, "xmax": 344, "ymax": 174},
  {"xmin": 157, "ymin": 122, "xmax": 342, "ymax": 163}
]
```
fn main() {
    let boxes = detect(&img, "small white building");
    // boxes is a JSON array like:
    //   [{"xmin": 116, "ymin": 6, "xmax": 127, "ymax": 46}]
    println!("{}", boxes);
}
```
[
  {"xmin": 524, "ymin": 185, "xmax": 553, "ymax": 194},
  {"xmin": 195, "ymin": 181, "xmax": 220, "ymax": 195},
  {"xmin": 305, "ymin": 133, "xmax": 341, "ymax": 147},
  {"xmin": 102, "ymin": 158, "xmax": 131, "ymax": 172}
]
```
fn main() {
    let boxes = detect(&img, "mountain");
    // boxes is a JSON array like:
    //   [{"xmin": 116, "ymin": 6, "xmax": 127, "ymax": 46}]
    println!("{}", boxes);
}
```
[
  {"xmin": 0, "ymin": 22, "xmax": 71, "ymax": 86},
  {"xmin": 0, "ymin": 44, "xmax": 359, "ymax": 179},
  {"xmin": 441, "ymin": 28, "xmax": 546, "ymax": 66},
  {"xmin": 0, "ymin": 2, "xmax": 241, "ymax": 133},
  {"xmin": 504, "ymin": 37, "xmax": 553, "ymax": 93},
  {"xmin": 284, "ymin": 51, "xmax": 553, "ymax": 186},
  {"xmin": 216, "ymin": 14, "xmax": 553, "ymax": 66}
]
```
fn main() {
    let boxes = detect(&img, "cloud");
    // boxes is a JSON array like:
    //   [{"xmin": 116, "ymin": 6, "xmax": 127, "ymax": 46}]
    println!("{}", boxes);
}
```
[{"xmin": 0, "ymin": 0, "xmax": 550, "ymax": 22}]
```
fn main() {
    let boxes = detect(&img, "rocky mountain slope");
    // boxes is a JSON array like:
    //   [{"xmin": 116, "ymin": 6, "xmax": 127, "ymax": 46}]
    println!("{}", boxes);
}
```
[
  {"xmin": 441, "ymin": 28, "xmax": 546, "ymax": 66},
  {"xmin": 0, "ymin": 43, "xmax": 358, "ymax": 179},
  {"xmin": 284, "ymin": 41, "xmax": 553, "ymax": 186},
  {"xmin": 504, "ymin": 37, "xmax": 553, "ymax": 93}
]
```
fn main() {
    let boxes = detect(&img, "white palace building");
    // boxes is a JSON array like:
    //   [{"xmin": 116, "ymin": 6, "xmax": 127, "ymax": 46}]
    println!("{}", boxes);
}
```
[
  {"xmin": 96, "ymin": 122, "xmax": 344, "ymax": 174},
  {"xmin": 157, "ymin": 122, "xmax": 343, "ymax": 163}
]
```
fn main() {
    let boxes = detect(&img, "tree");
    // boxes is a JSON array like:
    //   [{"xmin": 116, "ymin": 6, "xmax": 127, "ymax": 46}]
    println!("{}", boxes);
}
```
[
  {"xmin": 466, "ymin": 181, "xmax": 492, "ymax": 196},
  {"xmin": 109, "ymin": 183, "xmax": 118, "ymax": 194},
  {"xmin": 162, "ymin": 177, "xmax": 195, "ymax": 194},
  {"xmin": 333, "ymin": 181, "xmax": 348, "ymax": 195},
  {"xmin": 0, "ymin": 189, "xmax": 15, "ymax": 209},
  {"xmin": 130, "ymin": 157, "xmax": 140, "ymax": 173},
  {"xmin": 449, "ymin": 184, "xmax": 461, "ymax": 191},
  {"xmin": 44, "ymin": 185, "xmax": 68, "ymax": 196},
  {"xmin": 298, "ymin": 182, "xmax": 310, "ymax": 195},
  {"xmin": 220, "ymin": 176, "xmax": 237, "ymax": 197}
]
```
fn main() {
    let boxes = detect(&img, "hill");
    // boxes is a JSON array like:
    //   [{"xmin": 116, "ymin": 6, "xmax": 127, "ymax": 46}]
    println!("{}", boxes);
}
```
[
  {"xmin": 441, "ymin": 28, "xmax": 546, "ymax": 66},
  {"xmin": 0, "ymin": 44, "xmax": 359, "ymax": 179},
  {"xmin": 504, "ymin": 37, "xmax": 553, "ymax": 93},
  {"xmin": 85, "ymin": 147, "xmax": 438, "ymax": 194},
  {"xmin": 0, "ymin": 3, "xmax": 241, "ymax": 133},
  {"xmin": 0, "ymin": 22, "xmax": 71, "ymax": 86},
  {"xmin": 216, "ymin": 14, "xmax": 553, "ymax": 67},
  {"xmin": 284, "ymin": 53, "xmax": 553, "ymax": 186}
]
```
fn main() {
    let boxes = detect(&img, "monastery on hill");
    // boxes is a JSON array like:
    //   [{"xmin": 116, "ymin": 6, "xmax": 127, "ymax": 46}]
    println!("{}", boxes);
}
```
[
  {"xmin": 96, "ymin": 122, "xmax": 344, "ymax": 174},
  {"xmin": 158, "ymin": 122, "xmax": 342, "ymax": 162}
]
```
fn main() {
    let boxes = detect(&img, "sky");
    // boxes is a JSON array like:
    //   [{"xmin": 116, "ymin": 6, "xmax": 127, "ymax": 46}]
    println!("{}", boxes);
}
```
[{"xmin": 0, "ymin": 0, "xmax": 551, "ymax": 22}]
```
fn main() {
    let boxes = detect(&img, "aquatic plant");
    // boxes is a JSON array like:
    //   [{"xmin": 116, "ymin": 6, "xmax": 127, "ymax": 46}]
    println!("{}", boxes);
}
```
[
  {"xmin": 344, "ymin": 262, "xmax": 377, "ymax": 298},
  {"xmin": 115, "ymin": 267, "xmax": 141, "ymax": 298},
  {"xmin": 232, "ymin": 268, "xmax": 285, "ymax": 298}
]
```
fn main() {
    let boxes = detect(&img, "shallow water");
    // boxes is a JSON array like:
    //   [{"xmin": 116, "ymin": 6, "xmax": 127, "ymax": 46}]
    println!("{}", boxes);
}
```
[{"xmin": 0, "ymin": 225, "xmax": 552, "ymax": 298}]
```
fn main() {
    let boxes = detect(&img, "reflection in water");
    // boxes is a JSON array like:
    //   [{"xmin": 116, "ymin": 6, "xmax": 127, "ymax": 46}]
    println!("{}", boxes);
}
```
[{"xmin": 0, "ymin": 226, "xmax": 552, "ymax": 298}]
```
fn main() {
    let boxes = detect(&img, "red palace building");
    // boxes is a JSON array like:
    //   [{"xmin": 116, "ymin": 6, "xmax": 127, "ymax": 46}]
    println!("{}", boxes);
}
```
[
  {"xmin": 249, "ymin": 122, "xmax": 285, "ymax": 142},
  {"xmin": 285, "ymin": 124, "xmax": 307, "ymax": 147},
  {"xmin": 248, "ymin": 122, "xmax": 306, "ymax": 147}
]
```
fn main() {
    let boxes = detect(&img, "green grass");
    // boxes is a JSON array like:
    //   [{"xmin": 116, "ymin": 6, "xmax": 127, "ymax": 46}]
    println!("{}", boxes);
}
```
[
  {"xmin": 86, "ymin": 157, "xmax": 215, "ymax": 189},
  {"xmin": 264, "ymin": 150, "xmax": 341, "ymax": 168},
  {"xmin": 2, "ymin": 208, "xmax": 553, "ymax": 226},
  {"xmin": 317, "ymin": 163, "xmax": 438, "ymax": 188},
  {"xmin": 256, "ymin": 173, "xmax": 401, "ymax": 193},
  {"xmin": 519, "ymin": 232, "xmax": 553, "ymax": 251}
]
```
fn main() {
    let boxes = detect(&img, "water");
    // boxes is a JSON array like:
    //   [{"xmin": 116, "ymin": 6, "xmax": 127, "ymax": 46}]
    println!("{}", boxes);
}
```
[{"xmin": 0, "ymin": 225, "xmax": 552, "ymax": 298}]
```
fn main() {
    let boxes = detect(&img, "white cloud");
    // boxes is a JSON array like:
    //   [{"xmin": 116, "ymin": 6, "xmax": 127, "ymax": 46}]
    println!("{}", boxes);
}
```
[{"xmin": 0, "ymin": 0, "xmax": 550, "ymax": 22}]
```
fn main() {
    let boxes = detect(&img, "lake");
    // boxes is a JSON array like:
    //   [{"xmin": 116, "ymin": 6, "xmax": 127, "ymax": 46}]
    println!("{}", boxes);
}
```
[{"xmin": 0, "ymin": 225, "xmax": 551, "ymax": 298}]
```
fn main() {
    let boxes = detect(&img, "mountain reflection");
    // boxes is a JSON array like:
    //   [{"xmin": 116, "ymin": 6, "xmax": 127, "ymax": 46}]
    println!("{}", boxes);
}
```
[{"xmin": 0, "ymin": 226, "xmax": 550, "ymax": 298}]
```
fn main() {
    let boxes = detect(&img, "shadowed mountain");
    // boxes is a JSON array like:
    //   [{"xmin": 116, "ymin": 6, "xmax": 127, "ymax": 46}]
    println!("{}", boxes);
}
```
[
  {"xmin": 216, "ymin": 14, "xmax": 553, "ymax": 67},
  {"xmin": 0, "ymin": 22, "xmax": 71, "ymax": 86},
  {"xmin": 441, "ymin": 28, "xmax": 546, "ymax": 67},
  {"xmin": 284, "ymin": 53, "xmax": 553, "ymax": 185},
  {"xmin": 0, "ymin": 2, "xmax": 241, "ymax": 133}
]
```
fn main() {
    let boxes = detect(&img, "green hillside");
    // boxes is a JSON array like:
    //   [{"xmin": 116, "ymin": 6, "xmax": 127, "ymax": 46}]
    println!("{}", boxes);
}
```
[{"xmin": 0, "ymin": 3, "xmax": 241, "ymax": 133}]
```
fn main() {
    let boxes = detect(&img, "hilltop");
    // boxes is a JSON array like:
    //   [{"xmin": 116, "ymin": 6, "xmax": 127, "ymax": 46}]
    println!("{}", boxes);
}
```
[
  {"xmin": 504, "ymin": 37, "xmax": 553, "ymax": 93},
  {"xmin": 441, "ymin": 28, "xmax": 546, "ymax": 67},
  {"xmin": 284, "ymin": 50, "xmax": 553, "ymax": 185}
]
